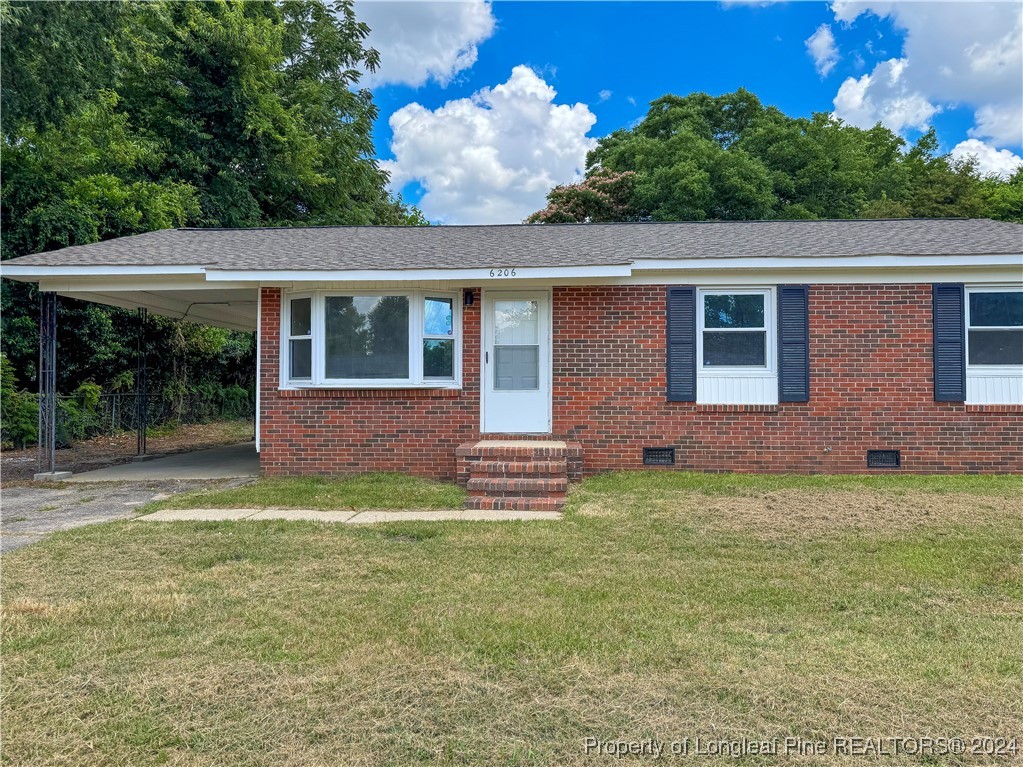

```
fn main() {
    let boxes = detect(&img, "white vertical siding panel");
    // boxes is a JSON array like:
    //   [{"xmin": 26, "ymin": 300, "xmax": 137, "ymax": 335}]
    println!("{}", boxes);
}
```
[
  {"xmin": 697, "ymin": 375, "xmax": 778, "ymax": 405},
  {"xmin": 967, "ymin": 374, "xmax": 1023, "ymax": 405}
]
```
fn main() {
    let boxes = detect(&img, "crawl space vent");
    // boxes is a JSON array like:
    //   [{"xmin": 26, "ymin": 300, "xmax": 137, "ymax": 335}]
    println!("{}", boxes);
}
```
[
  {"xmin": 643, "ymin": 447, "xmax": 676, "ymax": 466},
  {"xmin": 866, "ymin": 450, "xmax": 901, "ymax": 469}
]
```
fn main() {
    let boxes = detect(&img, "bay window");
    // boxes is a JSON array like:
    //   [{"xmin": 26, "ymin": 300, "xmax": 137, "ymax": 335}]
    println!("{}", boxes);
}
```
[
  {"xmin": 288, "ymin": 296, "xmax": 313, "ymax": 380},
  {"xmin": 283, "ymin": 291, "xmax": 460, "ymax": 387}
]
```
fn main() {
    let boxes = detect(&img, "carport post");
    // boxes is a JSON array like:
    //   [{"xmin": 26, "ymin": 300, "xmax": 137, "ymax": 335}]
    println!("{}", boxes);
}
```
[
  {"xmin": 136, "ymin": 308, "xmax": 148, "ymax": 457},
  {"xmin": 37, "ymin": 291, "xmax": 57, "ymax": 475}
]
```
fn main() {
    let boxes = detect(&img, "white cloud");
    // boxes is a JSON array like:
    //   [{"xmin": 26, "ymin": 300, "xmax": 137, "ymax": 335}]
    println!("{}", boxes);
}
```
[
  {"xmin": 383, "ymin": 66, "xmax": 597, "ymax": 224},
  {"xmin": 830, "ymin": 2, "xmax": 1022, "ymax": 149},
  {"xmin": 950, "ymin": 139, "xmax": 1023, "ymax": 179},
  {"xmin": 970, "ymin": 103, "xmax": 1023, "ymax": 149},
  {"xmin": 356, "ymin": 0, "xmax": 496, "ymax": 88},
  {"xmin": 598, "ymin": 89, "xmax": 613, "ymax": 103},
  {"xmin": 805, "ymin": 24, "xmax": 839, "ymax": 76},
  {"xmin": 833, "ymin": 58, "xmax": 939, "ymax": 133}
]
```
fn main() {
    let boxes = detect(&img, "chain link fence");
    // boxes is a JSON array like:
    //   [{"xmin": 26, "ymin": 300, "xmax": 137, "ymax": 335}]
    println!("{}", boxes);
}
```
[{"xmin": 53, "ymin": 388, "xmax": 254, "ymax": 447}]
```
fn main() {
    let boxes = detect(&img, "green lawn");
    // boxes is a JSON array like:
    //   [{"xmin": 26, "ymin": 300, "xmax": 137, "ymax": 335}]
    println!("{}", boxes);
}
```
[
  {"xmin": 3, "ymin": 472, "xmax": 1021, "ymax": 766},
  {"xmin": 147, "ymin": 472, "xmax": 468, "ymax": 511}
]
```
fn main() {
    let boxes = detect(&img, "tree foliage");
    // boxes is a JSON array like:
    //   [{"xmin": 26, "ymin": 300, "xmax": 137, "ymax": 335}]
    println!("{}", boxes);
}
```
[
  {"xmin": 0, "ymin": 0, "xmax": 424, "ymax": 412},
  {"xmin": 528, "ymin": 89, "xmax": 1023, "ymax": 224}
]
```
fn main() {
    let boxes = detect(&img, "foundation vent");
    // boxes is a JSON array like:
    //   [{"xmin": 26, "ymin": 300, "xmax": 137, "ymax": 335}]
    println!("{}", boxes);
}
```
[
  {"xmin": 867, "ymin": 450, "xmax": 901, "ymax": 469},
  {"xmin": 643, "ymin": 447, "xmax": 676, "ymax": 466}
]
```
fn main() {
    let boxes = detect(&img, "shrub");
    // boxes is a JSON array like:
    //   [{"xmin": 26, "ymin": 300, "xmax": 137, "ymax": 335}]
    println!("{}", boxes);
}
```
[
  {"xmin": 0, "ymin": 354, "xmax": 38, "ymax": 449},
  {"xmin": 221, "ymin": 384, "xmax": 251, "ymax": 419},
  {"xmin": 57, "ymin": 381, "xmax": 104, "ymax": 444}
]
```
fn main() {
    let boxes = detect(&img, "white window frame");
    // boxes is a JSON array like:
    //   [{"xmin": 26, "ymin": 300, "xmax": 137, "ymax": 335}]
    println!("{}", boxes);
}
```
[
  {"xmin": 697, "ymin": 287, "xmax": 776, "ymax": 378},
  {"xmin": 286, "ymin": 292, "xmax": 314, "ymax": 381},
  {"xmin": 281, "ymin": 289, "xmax": 462, "ymax": 389},
  {"xmin": 965, "ymin": 285, "xmax": 1023, "ymax": 404}
]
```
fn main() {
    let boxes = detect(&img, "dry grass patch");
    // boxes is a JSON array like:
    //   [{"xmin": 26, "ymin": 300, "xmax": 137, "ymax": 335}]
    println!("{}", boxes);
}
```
[{"xmin": 579, "ymin": 489, "xmax": 1019, "ymax": 540}]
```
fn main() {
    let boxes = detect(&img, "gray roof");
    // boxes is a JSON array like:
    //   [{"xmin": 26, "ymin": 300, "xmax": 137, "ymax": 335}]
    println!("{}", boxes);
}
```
[{"xmin": 5, "ymin": 218, "xmax": 1022, "ymax": 271}]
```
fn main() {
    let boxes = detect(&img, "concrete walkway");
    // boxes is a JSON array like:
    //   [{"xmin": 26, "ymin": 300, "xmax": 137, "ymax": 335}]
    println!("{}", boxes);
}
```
[
  {"xmin": 67, "ymin": 442, "xmax": 258, "ymax": 482},
  {"xmin": 139, "ymin": 508, "xmax": 562, "ymax": 523}
]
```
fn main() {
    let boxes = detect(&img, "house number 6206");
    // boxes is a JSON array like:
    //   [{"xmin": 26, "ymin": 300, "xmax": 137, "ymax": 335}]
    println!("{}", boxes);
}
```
[{"xmin": 489, "ymin": 268, "xmax": 517, "ymax": 277}]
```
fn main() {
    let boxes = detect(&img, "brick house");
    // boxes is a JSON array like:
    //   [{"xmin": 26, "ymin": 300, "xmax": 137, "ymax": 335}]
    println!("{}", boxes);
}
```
[{"xmin": 4, "ymin": 219, "xmax": 1022, "ymax": 508}]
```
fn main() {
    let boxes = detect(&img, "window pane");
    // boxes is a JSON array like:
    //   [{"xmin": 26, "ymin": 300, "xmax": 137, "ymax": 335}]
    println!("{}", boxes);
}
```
[
  {"xmin": 704, "ymin": 294, "xmax": 765, "ymax": 329},
  {"xmin": 703, "ymin": 331, "xmax": 766, "ymax": 366},
  {"xmin": 423, "ymin": 339, "xmax": 454, "ymax": 378},
  {"xmin": 495, "ymin": 346, "xmax": 539, "ymax": 390},
  {"xmin": 495, "ymin": 300, "xmax": 538, "ymax": 345},
  {"xmin": 425, "ymin": 297, "xmax": 454, "ymax": 336},
  {"xmin": 969, "ymin": 329, "xmax": 1023, "ymax": 365},
  {"xmin": 970, "ymin": 292, "xmax": 1023, "ymax": 327},
  {"xmin": 290, "ymin": 297, "xmax": 311, "ymax": 336},
  {"xmin": 290, "ymin": 338, "xmax": 311, "ymax": 379},
  {"xmin": 324, "ymin": 296, "xmax": 409, "ymax": 379}
]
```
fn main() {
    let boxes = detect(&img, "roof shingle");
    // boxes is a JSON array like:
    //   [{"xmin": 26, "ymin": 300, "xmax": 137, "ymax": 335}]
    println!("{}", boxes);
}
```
[{"xmin": 4, "ymin": 218, "xmax": 1021, "ymax": 271}]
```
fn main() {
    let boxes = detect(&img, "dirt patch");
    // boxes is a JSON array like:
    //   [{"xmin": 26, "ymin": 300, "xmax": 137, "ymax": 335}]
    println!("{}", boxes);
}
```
[{"xmin": 1, "ymin": 420, "xmax": 253, "ymax": 485}]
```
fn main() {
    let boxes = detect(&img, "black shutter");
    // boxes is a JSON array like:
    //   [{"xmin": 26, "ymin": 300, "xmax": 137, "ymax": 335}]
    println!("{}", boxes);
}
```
[
  {"xmin": 778, "ymin": 285, "xmax": 810, "ymax": 402},
  {"xmin": 932, "ymin": 283, "xmax": 965, "ymax": 402},
  {"xmin": 666, "ymin": 287, "xmax": 696, "ymax": 401}
]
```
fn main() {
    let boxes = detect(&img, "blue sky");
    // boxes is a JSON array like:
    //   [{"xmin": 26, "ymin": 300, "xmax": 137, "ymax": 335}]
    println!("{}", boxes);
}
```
[{"xmin": 354, "ymin": 1, "xmax": 1023, "ymax": 224}]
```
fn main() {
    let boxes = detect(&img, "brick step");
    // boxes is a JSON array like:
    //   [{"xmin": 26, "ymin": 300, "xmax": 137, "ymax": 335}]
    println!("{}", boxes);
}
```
[
  {"xmin": 467, "ymin": 477, "xmax": 568, "ymax": 496},
  {"xmin": 459, "ymin": 444, "xmax": 571, "ymax": 461},
  {"xmin": 465, "ymin": 496, "xmax": 565, "ymax": 512},
  {"xmin": 469, "ymin": 460, "xmax": 567, "ymax": 478}
]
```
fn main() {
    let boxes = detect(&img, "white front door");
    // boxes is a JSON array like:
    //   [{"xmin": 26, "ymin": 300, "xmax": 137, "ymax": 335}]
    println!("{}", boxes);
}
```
[{"xmin": 482, "ymin": 290, "xmax": 552, "ymax": 434}]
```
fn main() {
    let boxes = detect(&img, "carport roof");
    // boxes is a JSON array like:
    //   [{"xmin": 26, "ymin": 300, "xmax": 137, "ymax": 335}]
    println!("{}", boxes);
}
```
[{"xmin": 4, "ymin": 218, "xmax": 1022, "ymax": 272}]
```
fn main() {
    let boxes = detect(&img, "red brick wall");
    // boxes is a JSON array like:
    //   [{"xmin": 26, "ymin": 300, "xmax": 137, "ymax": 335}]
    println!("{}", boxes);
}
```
[
  {"xmin": 259, "ymin": 284, "xmax": 1023, "ymax": 478},
  {"xmin": 553, "ymin": 284, "xmax": 1021, "ymax": 474}
]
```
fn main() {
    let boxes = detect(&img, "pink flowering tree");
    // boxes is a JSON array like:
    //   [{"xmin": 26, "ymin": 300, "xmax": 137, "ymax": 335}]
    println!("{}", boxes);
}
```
[{"xmin": 525, "ymin": 170, "xmax": 640, "ymax": 224}]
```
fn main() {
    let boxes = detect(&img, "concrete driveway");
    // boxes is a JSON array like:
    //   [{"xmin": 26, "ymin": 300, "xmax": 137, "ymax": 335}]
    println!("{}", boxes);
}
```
[
  {"xmin": 67, "ymin": 442, "xmax": 258, "ymax": 482},
  {"xmin": 2, "ymin": 444, "xmax": 259, "ymax": 553},
  {"xmin": 1, "ymin": 478, "xmax": 253, "ymax": 553}
]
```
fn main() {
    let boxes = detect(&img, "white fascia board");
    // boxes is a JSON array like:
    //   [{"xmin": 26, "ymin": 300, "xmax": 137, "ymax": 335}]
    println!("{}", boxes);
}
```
[
  {"xmin": 617, "ymin": 265, "xmax": 1023, "ymax": 286},
  {"xmin": 204, "ymin": 264, "xmax": 634, "ymax": 283},
  {"xmin": 632, "ymin": 253, "xmax": 1023, "ymax": 271},
  {"xmin": 1, "ymin": 264, "xmax": 207, "ymax": 279},
  {"xmin": 38, "ymin": 277, "xmax": 255, "ymax": 293}
]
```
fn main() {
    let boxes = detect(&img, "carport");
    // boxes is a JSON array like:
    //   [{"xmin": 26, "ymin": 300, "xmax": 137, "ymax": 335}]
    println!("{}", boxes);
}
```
[
  {"xmin": 1, "ymin": 240, "xmax": 261, "ymax": 480},
  {"xmin": 66, "ymin": 442, "xmax": 258, "ymax": 482}
]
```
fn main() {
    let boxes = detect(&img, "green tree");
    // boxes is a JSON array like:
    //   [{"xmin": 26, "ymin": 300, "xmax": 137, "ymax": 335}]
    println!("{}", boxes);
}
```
[
  {"xmin": 529, "ymin": 89, "xmax": 1015, "ymax": 225},
  {"xmin": 1, "ymin": 0, "xmax": 425, "ymax": 420},
  {"xmin": 981, "ymin": 168, "xmax": 1023, "ymax": 223}
]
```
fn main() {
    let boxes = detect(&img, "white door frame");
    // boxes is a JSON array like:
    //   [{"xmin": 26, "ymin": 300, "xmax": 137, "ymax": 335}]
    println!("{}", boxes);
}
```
[{"xmin": 480, "ymin": 288, "xmax": 553, "ymax": 434}]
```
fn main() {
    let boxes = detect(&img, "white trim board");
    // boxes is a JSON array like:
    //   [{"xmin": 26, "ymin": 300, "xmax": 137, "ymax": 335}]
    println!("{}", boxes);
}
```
[
  {"xmin": 25, "ymin": 267, "xmax": 1023, "ymax": 293},
  {"xmin": 5, "ymin": 254, "xmax": 1020, "ymax": 290},
  {"xmin": 632, "ymin": 253, "xmax": 1023, "ymax": 271},
  {"xmin": 205, "ymin": 265, "xmax": 634, "ymax": 282}
]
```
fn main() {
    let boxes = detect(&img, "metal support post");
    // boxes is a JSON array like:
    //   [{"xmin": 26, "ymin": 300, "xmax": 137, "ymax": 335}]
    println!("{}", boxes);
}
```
[
  {"xmin": 37, "ymin": 292, "xmax": 57, "ymax": 475},
  {"xmin": 136, "ymin": 308, "xmax": 148, "ymax": 457}
]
